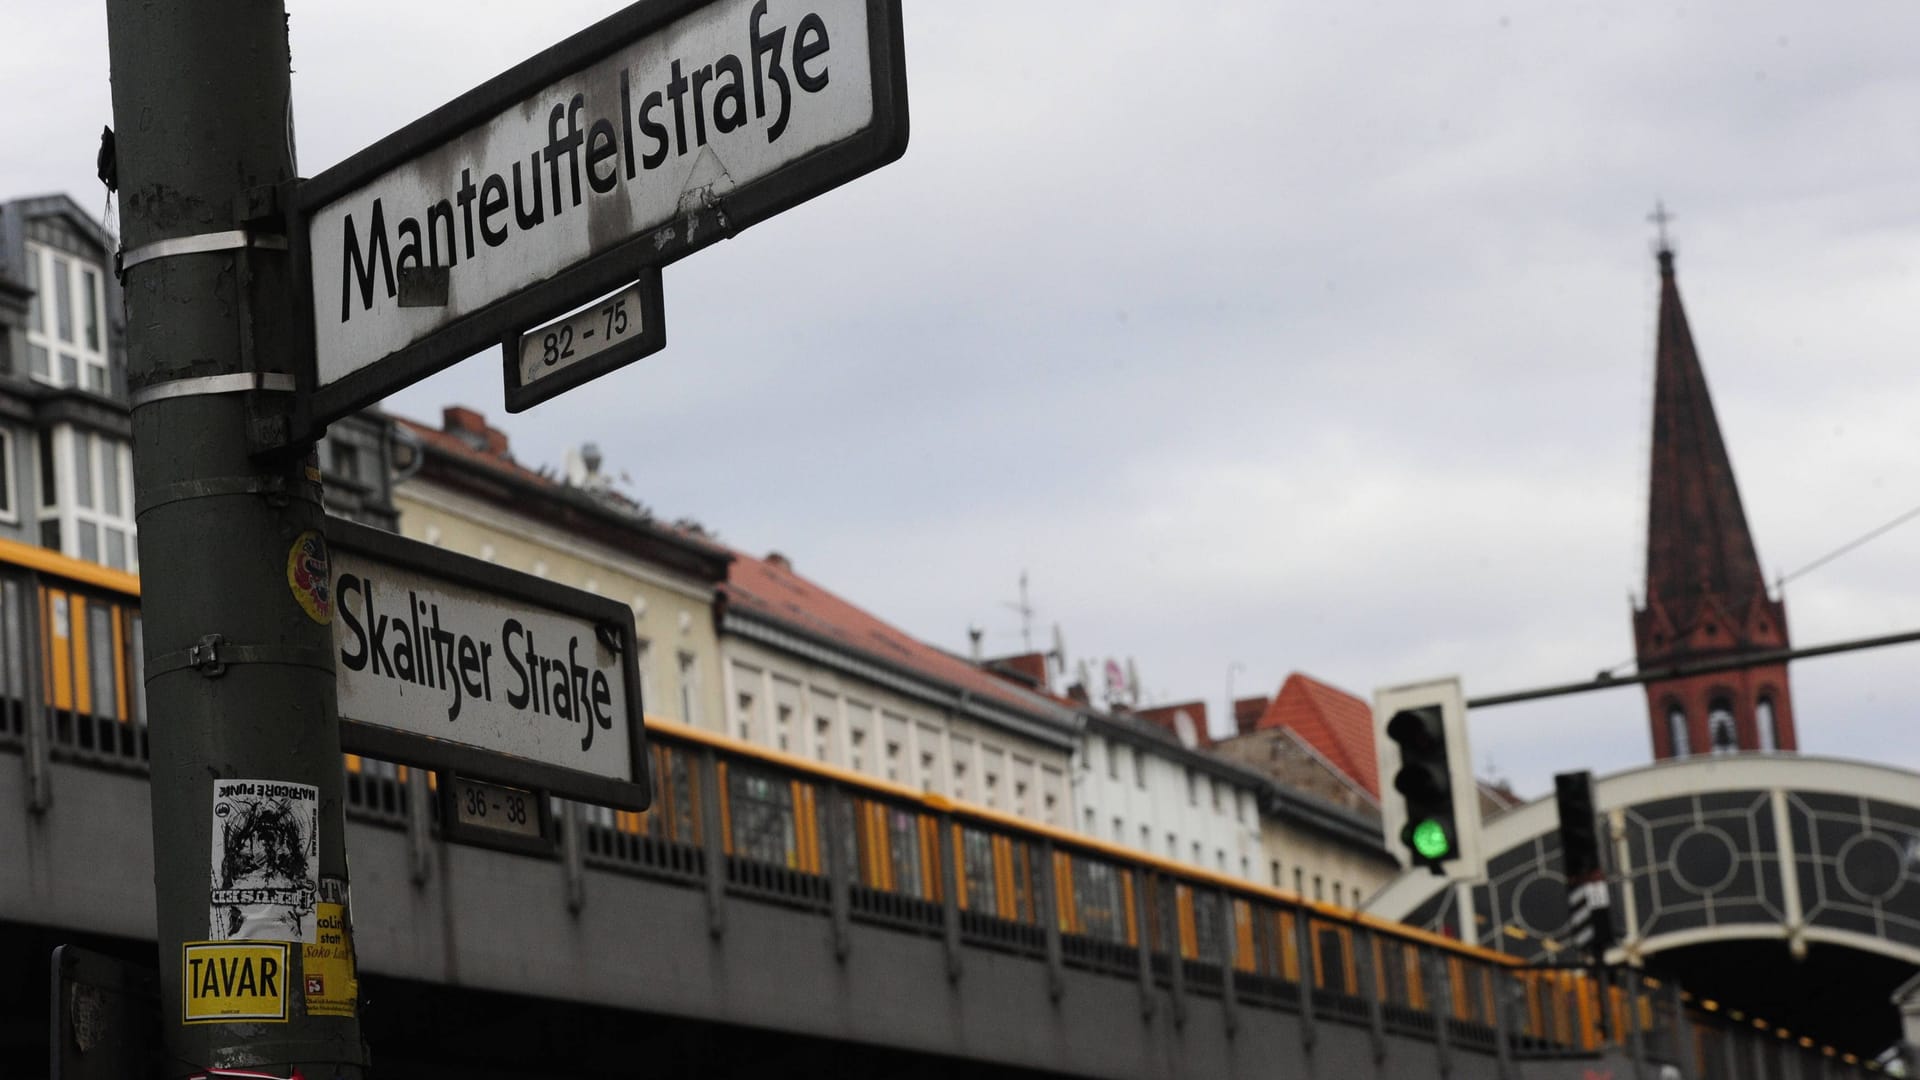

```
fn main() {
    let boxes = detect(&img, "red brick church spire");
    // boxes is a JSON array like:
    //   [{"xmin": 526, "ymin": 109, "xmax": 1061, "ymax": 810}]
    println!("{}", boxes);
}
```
[{"xmin": 1632, "ymin": 214, "xmax": 1796, "ymax": 759}]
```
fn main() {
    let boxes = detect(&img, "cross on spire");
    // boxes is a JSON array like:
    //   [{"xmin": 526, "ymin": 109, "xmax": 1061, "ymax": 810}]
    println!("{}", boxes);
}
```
[{"xmin": 1648, "ymin": 200, "xmax": 1675, "ymax": 254}]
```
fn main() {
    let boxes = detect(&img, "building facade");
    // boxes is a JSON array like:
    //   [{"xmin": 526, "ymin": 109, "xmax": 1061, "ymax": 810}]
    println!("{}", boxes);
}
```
[
  {"xmin": 1073, "ymin": 707, "xmax": 1266, "ymax": 880},
  {"xmin": 720, "ymin": 554, "xmax": 1079, "ymax": 827},
  {"xmin": 0, "ymin": 193, "xmax": 397, "ymax": 566},
  {"xmin": 388, "ymin": 408, "xmax": 733, "ymax": 731}
]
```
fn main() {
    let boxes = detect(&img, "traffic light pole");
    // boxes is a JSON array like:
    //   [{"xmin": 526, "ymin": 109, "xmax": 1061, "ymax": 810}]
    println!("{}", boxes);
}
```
[{"xmin": 104, "ymin": 1, "xmax": 366, "ymax": 1075}]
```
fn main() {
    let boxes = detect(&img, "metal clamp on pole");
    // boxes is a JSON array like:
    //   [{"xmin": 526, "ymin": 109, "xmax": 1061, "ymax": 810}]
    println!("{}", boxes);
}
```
[
  {"xmin": 149, "ymin": 635, "xmax": 334, "ymax": 681},
  {"xmin": 129, "ymin": 371, "xmax": 296, "ymax": 409},
  {"xmin": 117, "ymin": 229, "xmax": 288, "ymax": 280}
]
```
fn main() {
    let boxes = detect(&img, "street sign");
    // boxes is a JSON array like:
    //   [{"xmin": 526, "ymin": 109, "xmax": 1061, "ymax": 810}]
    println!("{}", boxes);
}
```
[
  {"xmin": 295, "ymin": 0, "xmax": 908, "ymax": 432},
  {"xmin": 440, "ymin": 773, "xmax": 556, "ymax": 857},
  {"xmin": 503, "ymin": 271, "xmax": 666, "ymax": 413},
  {"xmin": 326, "ymin": 517, "xmax": 650, "ymax": 809}
]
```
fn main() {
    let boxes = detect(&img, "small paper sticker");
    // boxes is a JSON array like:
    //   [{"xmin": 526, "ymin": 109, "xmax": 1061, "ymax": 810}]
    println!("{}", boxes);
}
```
[
  {"xmin": 209, "ymin": 779, "xmax": 320, "ymax": 943},
  {"xmin": 302, "ymin": 900, "xmax": 359, "ymax": 1018},
  {"xmin": 183, "ymin": 941, "xmax": 290, "ymax": 1024},
  {"xmin": 286, "ymin": 530, "xmax": 332, "ymax": 625}
]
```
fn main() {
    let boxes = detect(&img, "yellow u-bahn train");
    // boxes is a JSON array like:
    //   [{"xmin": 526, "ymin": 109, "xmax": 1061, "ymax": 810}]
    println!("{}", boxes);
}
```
[{"xmin": 7, "ymin": 535, "xmax": 1869, "ymax": 1076}]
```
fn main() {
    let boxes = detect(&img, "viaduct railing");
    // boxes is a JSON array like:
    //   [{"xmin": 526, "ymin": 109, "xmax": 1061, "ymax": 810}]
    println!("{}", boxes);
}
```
[{"xmin": 0, "ymin": 536, "xmax": 1884, "ymax": 1080}]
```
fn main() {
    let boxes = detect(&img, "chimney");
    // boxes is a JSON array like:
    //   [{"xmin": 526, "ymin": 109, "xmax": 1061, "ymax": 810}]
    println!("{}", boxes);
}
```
[
  {"xmin": 765, "ymin": 551, "xmax": 792, "ymax": 573},
  {"xmin": 1233, "ymin": 695, "xmax": 1270, "ymax": 736},
  {"xmin": 442, "ymin": 406, "xmax": 510, "ymax": 457},
  {"xmin": 983, "ymin": 652, "xmax": 1050, "ymax": 692}
]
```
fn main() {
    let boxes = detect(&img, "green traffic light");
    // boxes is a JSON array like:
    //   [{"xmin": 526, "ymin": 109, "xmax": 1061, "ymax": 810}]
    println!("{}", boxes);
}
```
[{"xmin": 1410, "ymin": 818, "xmax": 1452, "ymax": 860}]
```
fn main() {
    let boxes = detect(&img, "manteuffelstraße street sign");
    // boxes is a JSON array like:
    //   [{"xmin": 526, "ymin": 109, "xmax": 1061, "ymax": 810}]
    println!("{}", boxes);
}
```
[{"xmin": 296, "ymin": 0, "xmax": 907, "ymax": 430}]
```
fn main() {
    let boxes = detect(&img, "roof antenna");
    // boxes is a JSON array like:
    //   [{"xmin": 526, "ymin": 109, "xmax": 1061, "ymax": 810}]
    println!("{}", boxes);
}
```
[{"xmin": 1003, "ymin": 570, "xmax": 1034, "ymax": 653}]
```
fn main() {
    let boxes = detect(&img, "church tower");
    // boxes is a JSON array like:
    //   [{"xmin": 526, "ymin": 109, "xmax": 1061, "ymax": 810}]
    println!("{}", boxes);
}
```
[{"xmin": 1631, "ymin": 234, "xmax": 1796, "ymax": 759}]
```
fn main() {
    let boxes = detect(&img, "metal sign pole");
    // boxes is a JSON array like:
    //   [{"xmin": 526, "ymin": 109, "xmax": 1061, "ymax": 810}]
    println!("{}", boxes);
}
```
[{"xmin": 104, "ymin": 0, "xmax": 367, "ymax": 1074}]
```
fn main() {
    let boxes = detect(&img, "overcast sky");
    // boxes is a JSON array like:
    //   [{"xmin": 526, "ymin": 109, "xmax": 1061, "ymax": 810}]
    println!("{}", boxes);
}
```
[{"xmin": 10, "ymin": 2, "xmax": 1920, "ymax": 799}]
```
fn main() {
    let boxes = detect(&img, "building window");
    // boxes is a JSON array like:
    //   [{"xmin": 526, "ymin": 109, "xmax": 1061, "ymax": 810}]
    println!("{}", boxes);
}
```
[
  {"xmin": 1186, "ymin": 768, "xmax": 1198, "ymax": 806},
  {"xmin": 1133, "ymin": 749, "xmax": 1147, "ymax": 789},
  {"xmin": 735, "ymin": 691, "xmax": 755, "ymax": 741},
  {"xmin": 1313, "ymin": 875, "xmax": 1324, "ymax": 901},
  {"xmin": 1708, "ymin": 698, "xmax": 1737, "ymax": 755},
  {"xmin": 330, "ymin": 440, "xmax": 362, "ymax": 485},
  {"xmin": 1271, "ymin": 860, "xmax": 1282, "ymax": 887},
  {"xmin": 1757, "ymin": 696, "xmax": 1779, "ymax": 751},
  {"xmin": 885, "ymin": 740, "xmax": 901, "ymax": 782},
  {"xmin": 1240, "ymin": 855, "xmax": 1250, "ymax": 880},
  {"xmin": 1294, "ymin": 867, "xmax": 1305, "ymax": 895},
  {"xmin": 814, "ymin": 714, "xmax": 833, "ymax": 762},
  {"xmin": 1140, "ymin": 824, "xmax": 1152, "ymax": 851},
  {"xmin": 23, "ymin": 242, "xmax": 111, "ymax": 393},
  {"xmin": 849, "ymin": 727, "xmax": 866, "ymax": 772},
  {"xmin": 38, "ymin": 427, "xmax": 134, "ymax": 570},
  {"xmin": 1085, "ymin": 808, "xmax": 1097, "ymax": 834},
  {"xmin": 1108, "ymin": 743, "xmax": 1123, "ymax": 781},
  {"xmin": 1166, "ymin": 832, "xmax": 1178, "ymax": 859},
  {"xmin": 774, "ymin": 703, "xmax": 793, "ymax": 751},
  {"xmin": 1666, "ymin": 703, "xmax": 1690, "ymax": 757},
  {"xmin": 633, "ymin": 637, "xmax": 652, "ymax": 713},
  {"xmin": 1111, "ymin": 816, "xmax": 1124, "ymax": 843},
  {"xmin": 1333, "ymin": 882, "xmax": 1344, "ymax": 906},
  {"xmin": 1211, "ymin": 778, "xmax": 1222, "ymax": 813},
  {"xmin": 0, "ymin": 431, "xmax": 16, "ymax": 522},
  {"xmin": 1191, "ymin": 841, "xmax": 1202, "ymax": 866},
  {"xmin": 676, "ymin": 651, "xmax": 699, "ymax": 725}
]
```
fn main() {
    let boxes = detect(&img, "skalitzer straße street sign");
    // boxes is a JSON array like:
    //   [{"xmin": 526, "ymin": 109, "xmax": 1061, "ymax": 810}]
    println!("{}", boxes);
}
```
[
  {"xmin": 294, "ymin": 0, "xmax": 908, "ymax": 433},
  {"xmin": 327, "ymin": 518, "xmax": 651, "ymax": 812}
]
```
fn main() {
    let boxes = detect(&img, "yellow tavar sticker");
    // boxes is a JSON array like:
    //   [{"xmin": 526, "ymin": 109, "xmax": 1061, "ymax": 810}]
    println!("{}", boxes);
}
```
[
  {"xmin": 183, "ymin": 941, "xmax": 289, "ymax": 1024},
  {"xmin": 302, "ymin": 901, "xmax": 358, "ymax": 1018}
]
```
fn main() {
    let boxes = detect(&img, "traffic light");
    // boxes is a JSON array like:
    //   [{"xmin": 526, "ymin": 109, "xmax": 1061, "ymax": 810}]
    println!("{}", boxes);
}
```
[
  {"xmin": 1387, "ymin": 705, "xmax": 1457, "ymax": 873},
  {"xmin": 1554, "ymin": 770, "xmax": 1615, "ymax": 957}
]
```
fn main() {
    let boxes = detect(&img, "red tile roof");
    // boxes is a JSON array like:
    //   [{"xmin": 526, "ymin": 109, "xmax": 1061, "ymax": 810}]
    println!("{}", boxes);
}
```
[
  {"xmin": 394, "ymin": 412, "xmax": 549, "ymax": 487},
  {"xmin": 1256, "ymin": 673, "xmax": 1378, "ymax": 798},
  {"xmin": 723, "ymin": 552, "xmax": 1067, "ymax": 724}
]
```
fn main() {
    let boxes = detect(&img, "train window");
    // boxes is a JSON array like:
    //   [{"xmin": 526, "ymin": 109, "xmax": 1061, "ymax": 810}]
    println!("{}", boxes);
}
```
[
  {"xmin": 961, "ymin": 829, "xmax": 996, "ymax": 916},
  {"xmin": 1192, "ymin": 891, "xmax": 1223, "ymax": 963},
  {"xmin": 729, "ymin": 766, "xmax": 797, "ymax": 866},
  {"xmin": 668, "ymin": 750, "xmax": 697, "ymax": 843},
  {"xmin": 1070, "ymin": 856, "xmax": 1126, "ymax": 942},
  {"xmin": 886, "ymin": 808, "xmax": 923, "ymax": 897},
  {"xmin": 86, "ymin": 603, "xmax": 116, "ymax": 721}
]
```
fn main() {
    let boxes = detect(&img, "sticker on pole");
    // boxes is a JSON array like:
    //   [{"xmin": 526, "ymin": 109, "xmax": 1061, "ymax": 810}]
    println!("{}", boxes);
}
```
[
  {"xmin": 183, "ymin": 941, "xmax": 290, "ymax": 1024},
  {"xmin": 302, "ymin": 902, "xmax": 358, "ymax": 1018},
  {"xmin": 209, "ymin": 779, "xmax": 321, "ymax": 943}
]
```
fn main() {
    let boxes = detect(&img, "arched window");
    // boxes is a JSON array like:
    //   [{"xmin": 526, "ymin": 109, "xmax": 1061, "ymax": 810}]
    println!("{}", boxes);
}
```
[
  {"xmin": 1756, "ymin": 696, "xmax": 1778, "ymax": 752},
  {"xmin": 1666, "ymin": 704, "xmax": 1691, "ymax": 757},
  {"xmin": 1708, "ymin": 697, "xmax": 1738, "ymax": 755}
]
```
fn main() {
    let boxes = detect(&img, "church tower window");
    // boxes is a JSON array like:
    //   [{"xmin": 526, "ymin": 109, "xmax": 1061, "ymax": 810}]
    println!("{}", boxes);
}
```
[
  {"xmin": 1708, "ymin": 698, "xmax": 1738, "ymax": 755},
  {"xmin": 1666, "ymin": 704, "xmax": 1690, "ymax": 757},
  {"xmin": 1756, "ymin": 697, "xmax": 1778, "ymax": 752}
]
